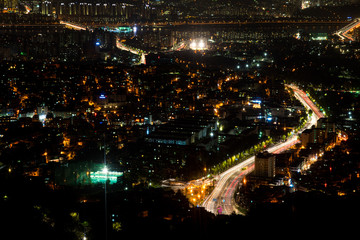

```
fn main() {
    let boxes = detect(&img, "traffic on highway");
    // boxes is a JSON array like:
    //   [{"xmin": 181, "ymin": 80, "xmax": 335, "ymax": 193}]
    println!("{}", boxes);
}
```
[{"xmin": 201, "ymin": 84, "xmax": 324, "ymax": 215}]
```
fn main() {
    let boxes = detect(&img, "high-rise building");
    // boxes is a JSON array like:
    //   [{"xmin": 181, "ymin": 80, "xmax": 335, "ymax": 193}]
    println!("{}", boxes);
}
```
[{"xmin": 254, "ymin": 151, "xmax": 276, "ymax": 178}]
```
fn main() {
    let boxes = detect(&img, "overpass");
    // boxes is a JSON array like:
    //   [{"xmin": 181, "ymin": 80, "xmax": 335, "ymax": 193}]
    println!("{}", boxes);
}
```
[{"xmin": 334, "ymin": 18, "xmax": 360, "ymax": 41}]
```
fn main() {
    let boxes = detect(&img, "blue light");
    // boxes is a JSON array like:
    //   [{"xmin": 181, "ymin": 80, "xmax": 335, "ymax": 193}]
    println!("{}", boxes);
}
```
[
  {"xmin": 289, "ymin": 178, "xmax": 294, "ymax": 188},
  {"xmin": 266, "ymin": 117, "xmax": 273, "ymax": 121},
  {"xmin": 99, "ymin": 94, "xmax": 106, "ymax": 99},
  {"xmin": 95, "ymin": 42, "xmax": 101, "ymax": 46}
]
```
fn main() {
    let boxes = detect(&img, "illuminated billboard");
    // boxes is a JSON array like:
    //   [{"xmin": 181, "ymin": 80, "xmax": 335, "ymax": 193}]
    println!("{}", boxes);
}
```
[{"xmin": 90, "ymin": 167, "xmax": 123, "ymax": 184}]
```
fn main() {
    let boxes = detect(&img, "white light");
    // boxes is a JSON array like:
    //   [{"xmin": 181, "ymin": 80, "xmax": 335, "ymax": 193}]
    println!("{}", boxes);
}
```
[
  {"xmin": 102, "ymin": 166, "xmax": 108, "ymax": 174},
  {"xmin": 198, "ymin": 40, "xmax": 205, "ymax": 49},
  {"xmin": 190, "ymin": 39, "xmax": 208, "ymax": 50},
  {"xmin": 39, "ymin": 114, "xmax": 46, "ymax": 121},
  {"xmin": 190, "ymin": 40, "xmax": 197, "ymax": 49}
]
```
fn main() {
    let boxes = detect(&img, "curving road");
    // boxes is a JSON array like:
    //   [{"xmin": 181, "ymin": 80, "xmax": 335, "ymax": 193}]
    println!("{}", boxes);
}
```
[
  {"xmin": 334, "ymin": 18, "xmax": 360, "ymax": 41},
  {"xmin": 201, "ymin": 84, "xmax": 324, "ymax": 215},
  {"xmin": 115, "ymin": 36, "xmax": 147, "ymax": 65}
]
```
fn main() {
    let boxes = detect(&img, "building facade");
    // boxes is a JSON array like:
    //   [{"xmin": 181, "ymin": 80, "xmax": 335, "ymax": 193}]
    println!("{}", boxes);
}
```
[{"xmin": 254, "ymin": 151, "xmax": 276, "ymax": 178}]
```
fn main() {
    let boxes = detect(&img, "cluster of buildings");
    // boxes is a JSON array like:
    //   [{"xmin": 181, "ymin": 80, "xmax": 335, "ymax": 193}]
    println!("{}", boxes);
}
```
[
  {"xmin": 252, "ymin": 117, "xmax": 342, "ymax": 182},
  {"xmin": 42, "ymin": 0, "xmax": 156, "ymax": 24},
  {"xmin": 145, "ymin": 116, "xmax": 217, "ymax": 146},
  {"xmin": 301, "ymin": 0, "xmax": 353, "ymax": 9},
  {"xmin": 0, "ymin": 39, "xmax": 308, "ymax": 186},
  {"xmin": 1, "ymin": 0, "xmax": 357, "ymax": 24},
  {"xmin": 1, "ymin": 0, "xmax": 358, "ymax": 191},
  {"xmin": 238, "ymin": 116, "xmax": 347, "ymax": 207}
]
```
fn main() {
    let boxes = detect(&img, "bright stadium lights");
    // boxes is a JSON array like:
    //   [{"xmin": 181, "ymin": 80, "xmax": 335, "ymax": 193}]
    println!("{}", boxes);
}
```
[
  {"xmin": 190, "ymin": 40, "xmax": 197, "ymax": 49},
  {"xmin": 189, "ymin": 39, "xmax": 207, "ymax": 50},
  {"xmin": 198, "ymin": 40, "xmax": 205, "ymax": 49}
]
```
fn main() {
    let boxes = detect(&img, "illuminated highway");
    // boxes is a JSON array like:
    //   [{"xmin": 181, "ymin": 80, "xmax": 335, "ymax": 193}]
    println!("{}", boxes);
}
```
[
  {"xmin": 202, "ymin": 84, "xmax": 323, "ymax": 215},
  {"xmin": 59, "ymin": 20, "xmax": 88, "ymax": 31},
  {"xmin": 335, "ymin": 18, "xmax": 360, "ymax": 41},
  {"xmin": 115, "ymin": 36, "xmax": 147, "ymax": 65},
  {"xmin": 290, "ymin": 84, "xmax": 325, "ymax": 119}
]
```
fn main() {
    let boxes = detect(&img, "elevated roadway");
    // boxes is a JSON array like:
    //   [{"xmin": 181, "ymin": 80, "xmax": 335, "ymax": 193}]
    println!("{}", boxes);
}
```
[{"xmin": 334, "ymin": 18, "xmax": 360, "ymax": 41}]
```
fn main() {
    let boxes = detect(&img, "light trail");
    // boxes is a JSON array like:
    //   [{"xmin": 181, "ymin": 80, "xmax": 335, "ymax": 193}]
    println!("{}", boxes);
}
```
[
  {"xmin": 59, "ymin": 21, "xmax": 87, "ymax": 31},
  {"xmin": 272, "ymin": 139, "xmax": 300, "ymax": 154},
  {"xmin": 115, "ymin": 36, "xmax": 147, "ymax": 65},
  {"xmin": 201, "ymin": 84, "xmax": 324, "ymax": 215},
  {"xmin": 334, "ymin": 18, "xmax": 360, "ymax": 41}
]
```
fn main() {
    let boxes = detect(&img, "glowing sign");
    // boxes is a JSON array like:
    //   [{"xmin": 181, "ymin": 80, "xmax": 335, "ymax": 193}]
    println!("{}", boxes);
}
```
[
  {"xmin": 102, "ymin": 26, "xmax": 133, "ymax": 33},
  {"xmin": 118, "ymin": 27, "xmax": 132, "ymax": 33},
  {"xmin": 90, "ymin": 170, "xmax": 123, "ymax": 184}
]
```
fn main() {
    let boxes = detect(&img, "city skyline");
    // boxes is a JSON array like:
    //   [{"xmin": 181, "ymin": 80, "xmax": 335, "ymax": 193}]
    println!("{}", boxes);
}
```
[{"xmin": 1, "ymin": 0, "xmax": 360, "ymax": 238}]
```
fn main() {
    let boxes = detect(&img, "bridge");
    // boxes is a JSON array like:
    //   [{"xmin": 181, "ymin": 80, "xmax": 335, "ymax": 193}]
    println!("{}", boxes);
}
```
[{"xmin": 59, "ymin": 20, "xmax": 90, "ymax": 31}]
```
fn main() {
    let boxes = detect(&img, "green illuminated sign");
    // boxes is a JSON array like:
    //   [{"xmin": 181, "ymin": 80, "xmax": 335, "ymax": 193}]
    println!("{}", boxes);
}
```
[{"xmin": 90, "ymin": 170, "xmax": 123, "ymax": 184}]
